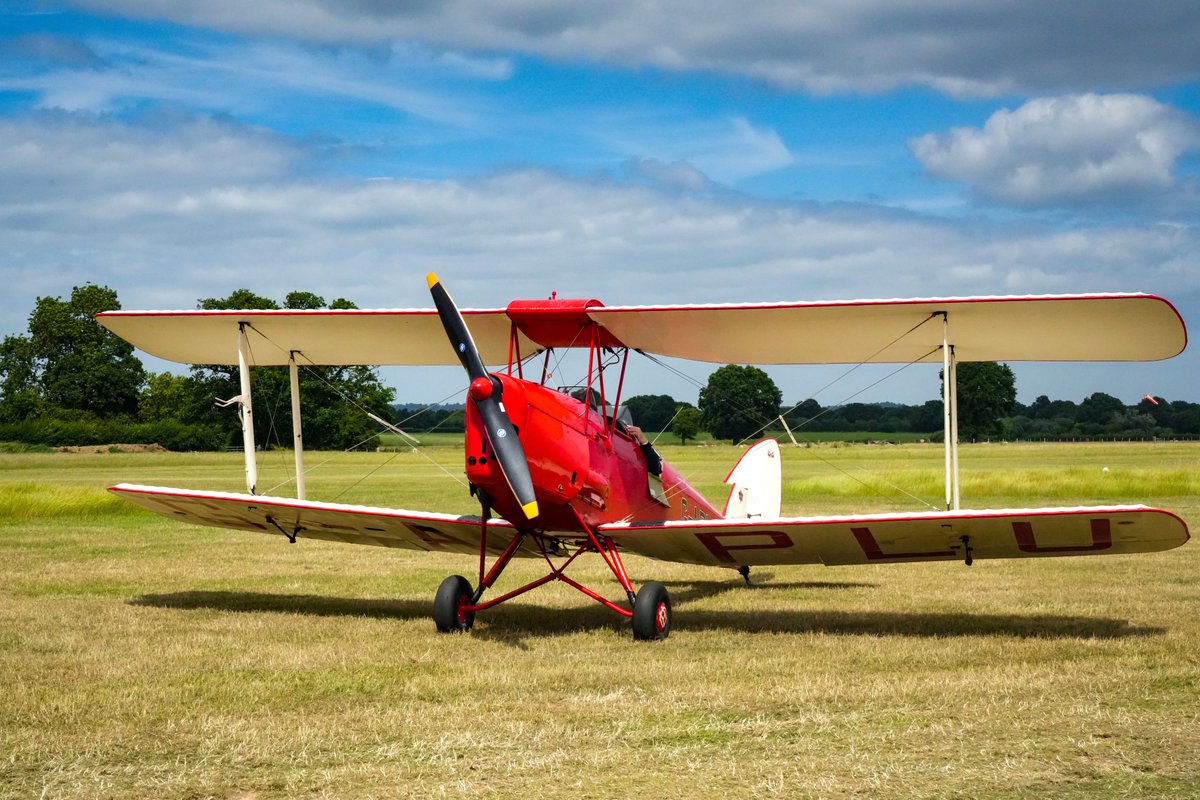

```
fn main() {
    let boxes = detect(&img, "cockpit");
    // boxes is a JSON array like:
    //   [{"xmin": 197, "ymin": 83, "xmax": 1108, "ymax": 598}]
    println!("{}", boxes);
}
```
[{"xmin": 565, "ymin": 386, "xmax": 634, "ymax": 427}]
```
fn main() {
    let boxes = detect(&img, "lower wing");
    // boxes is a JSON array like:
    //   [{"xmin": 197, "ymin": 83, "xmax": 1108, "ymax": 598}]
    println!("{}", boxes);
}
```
[
  {"xmin": 110, "ymin": 486, "xmax": 1190, "ymax": 569},
  {"xmin": 600, "ymin": 506, "xmax": 1190, "ymax": 567},
  {"xmin": 109, "ymin": 484, "xmax": 526, "ymax": 557}
]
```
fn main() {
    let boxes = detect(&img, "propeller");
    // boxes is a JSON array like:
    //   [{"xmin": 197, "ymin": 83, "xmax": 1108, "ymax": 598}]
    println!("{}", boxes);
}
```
[{"xmin": 427, "ymin": 273, "xmax": 539, "ymax": 520}]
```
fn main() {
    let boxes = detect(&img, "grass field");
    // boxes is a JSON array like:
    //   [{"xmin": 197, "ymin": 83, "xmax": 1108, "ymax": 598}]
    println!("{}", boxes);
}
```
[{"xmin": 1, "ymin": 441, "xmax": 1198, "ymax": 799}]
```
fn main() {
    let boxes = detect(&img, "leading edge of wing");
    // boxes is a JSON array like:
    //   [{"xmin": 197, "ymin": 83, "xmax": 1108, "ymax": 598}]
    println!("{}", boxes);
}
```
[
  {"xmin": 109, "ymin": 483, "xmax": 530, "ymax": 556},
  {"xmin": 600, "ymin": 505, "xmax": 1191, "ymax": 567}
]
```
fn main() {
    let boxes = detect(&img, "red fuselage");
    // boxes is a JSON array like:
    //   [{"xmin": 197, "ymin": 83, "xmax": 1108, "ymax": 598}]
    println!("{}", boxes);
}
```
[{"xmin": 464, "ymin": 374, "xmax": 722, "ymax": 531}]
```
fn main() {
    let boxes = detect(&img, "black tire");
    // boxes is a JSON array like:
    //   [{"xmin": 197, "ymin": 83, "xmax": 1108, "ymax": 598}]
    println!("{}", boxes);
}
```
[
  {"xmin": 434, "ymin": 575, "xmax": 475, "ymax": 633},
  {"xmin": 632, "ymin": 581, "xmax": 671, "ymax": 640}
]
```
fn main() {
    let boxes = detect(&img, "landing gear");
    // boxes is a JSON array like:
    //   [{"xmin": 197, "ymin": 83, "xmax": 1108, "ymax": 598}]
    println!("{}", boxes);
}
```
[
  {"xmin": 632, "ymin": 581, "xmax": 671, "ymax": 640},
  {"xmin": 433, "ymin": 574, "xmax": 475, "ymax": 633},
  {"xmin": 432, "ymin": 510, "xmax": 672, "ymax": 639}
]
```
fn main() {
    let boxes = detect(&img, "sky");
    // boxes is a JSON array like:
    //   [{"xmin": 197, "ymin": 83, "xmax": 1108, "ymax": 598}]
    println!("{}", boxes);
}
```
[{"xmin": 2, "ymin": 1, "xmax": 1199, "ymax": 410}]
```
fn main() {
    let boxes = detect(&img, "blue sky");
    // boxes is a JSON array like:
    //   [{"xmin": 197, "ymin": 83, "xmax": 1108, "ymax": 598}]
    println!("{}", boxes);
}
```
[{"xmin": 2, "ymin": 1, "xmax": 1199, "ymax": 408}]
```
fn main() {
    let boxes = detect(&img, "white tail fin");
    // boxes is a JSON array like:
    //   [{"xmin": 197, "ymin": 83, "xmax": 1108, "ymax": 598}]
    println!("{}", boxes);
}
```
[{"xmin": 722, "ymin": 438, "xmax": 782, "ymax": 520}]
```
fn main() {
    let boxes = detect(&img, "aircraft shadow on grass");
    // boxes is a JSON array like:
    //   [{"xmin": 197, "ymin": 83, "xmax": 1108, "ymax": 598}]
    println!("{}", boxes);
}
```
[{"xmin": 131, "ymin": 579, "xmax": 1163, "ymax": 648}]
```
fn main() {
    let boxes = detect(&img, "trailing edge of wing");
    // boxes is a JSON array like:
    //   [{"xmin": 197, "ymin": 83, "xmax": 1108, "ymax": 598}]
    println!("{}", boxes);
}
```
[
  {"xmin": 600, "ymin": 505, "xmax": 1190, "ymax": 567},
  {"xmin": 108, "ymin": 483, "xmax": 538, "ymax": 557}
]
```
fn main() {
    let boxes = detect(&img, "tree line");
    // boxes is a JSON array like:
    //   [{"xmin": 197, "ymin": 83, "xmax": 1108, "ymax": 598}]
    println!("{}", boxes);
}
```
[
  {"xmin": 694, "ymin": 364, "xmax": 1198, "ymax": 442},
  {"xmin": 397, "ymin": 363, "xmax": 1200, "ymax": 443},
  {"xmin": 690, "ymin": 364, "xmax": 1198, "ymax": 442},
  {"xmin": 0, "ymin": 285, "xmax": 395, "ymax": 450}
]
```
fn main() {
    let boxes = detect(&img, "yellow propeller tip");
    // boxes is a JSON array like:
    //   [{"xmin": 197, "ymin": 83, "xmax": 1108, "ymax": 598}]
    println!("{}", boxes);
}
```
[
  {"xmin": 521, "ymin": 500, "xmax": 539, "ymax": 520},
  {"xmin": 425, "ymin": 272, "xmax": 439, "ymax": 289}
]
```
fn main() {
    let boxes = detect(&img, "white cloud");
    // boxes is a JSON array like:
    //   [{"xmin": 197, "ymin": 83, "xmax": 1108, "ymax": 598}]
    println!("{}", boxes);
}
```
[
  {"xmin": 2, "ymin": 112, "xmax": 1196, "ymax": 310},
  {"xmin": 63, "ymin": 0, "xmax": 1200, "ymax": 96},
  {"xmin": 625, "ymin": 158, "xmax": 713, "ymax": 193},
  {"xmin": 0, "ymin": 114, "xmax": 300, "ymax": 323},
  {"xmin": 910, "ymin": 94, "xmax": 1200, "ymax": 208},
  {"xmin": 0, "ymin": 112, "xmax": 297, "ymax": 199},
  {"xmin": 0, "ymin": 34, "xmax": 492, "ymax": 128},
  {"xmin": 601, "ymin": 117, "xmax": 795, "ymax": 184},
  {"xmin": 4, "ymin": 33, "xmax": 106, "ymax": 69},
  {"xmin": 720, "ymin": 117, "xmax": 796, "ymax": 178}
]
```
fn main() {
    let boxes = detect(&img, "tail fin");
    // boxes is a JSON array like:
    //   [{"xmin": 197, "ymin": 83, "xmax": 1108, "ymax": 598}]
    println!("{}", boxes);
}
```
[{"xmin": 722, "ymin": 439, "xmax": 782, "ymax": 520}]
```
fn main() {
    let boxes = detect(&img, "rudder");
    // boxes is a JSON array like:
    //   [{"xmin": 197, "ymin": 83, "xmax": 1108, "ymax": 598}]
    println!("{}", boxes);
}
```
[{"xmin": 722, "ymin": 438, "xmax": 782, "ymax": 520}]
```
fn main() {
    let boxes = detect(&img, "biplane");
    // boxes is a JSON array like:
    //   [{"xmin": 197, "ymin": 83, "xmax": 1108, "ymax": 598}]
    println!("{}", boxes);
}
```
[{"xmin": 96, "ymin": 276, "xmax": 1191, "ymax": 640}]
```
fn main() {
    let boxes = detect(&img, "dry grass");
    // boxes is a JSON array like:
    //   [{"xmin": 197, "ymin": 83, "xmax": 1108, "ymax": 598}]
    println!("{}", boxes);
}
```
[{"xmin": 1, "ymin": 442, "xmax": 1198, "ymax": 799}]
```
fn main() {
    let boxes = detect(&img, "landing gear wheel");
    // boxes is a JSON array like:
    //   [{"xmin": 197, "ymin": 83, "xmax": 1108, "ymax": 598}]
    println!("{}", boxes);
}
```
[
  {"xmin": 434, "ymin": 575, "xmax": 475, "ymax": 633},
  {"xmin": 632, "ymin": 581, "xmax": 671, "ymax": 641}
]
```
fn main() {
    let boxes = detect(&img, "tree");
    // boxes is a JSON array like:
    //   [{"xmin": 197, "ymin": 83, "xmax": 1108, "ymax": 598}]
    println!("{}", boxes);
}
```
[
  {"xmin": 1078, "ymin": 392, "xmax": 1125, "ymax": 426},
  {"xmin": 1170, "ymin": 402, "xmax": 1200, "ymax": 435},
  {"xmin": 1106, "ymin": 410, "xmax": 1155, "ymax": 436},
  {"xmin": 623, "ymin": 394, "xmax": 679, "ymax": 431},
  {"xmin": 698, "ymin": 365, "xmax": 782, "ymax": 442},
  {"xmin": 781, "ymin": 398, "xmax": 822, "ymax": 431},
  {"xmin": 0, "ymin": 334, "xmax": 41, "ymax": 422},
  {"xmin": 188, "ymin": 289, "xmax": 395, "ymax": 450},
  {"xmin": 0, "ymin": 284, "xmax": 145, "ymax": 419},
  {"xmin": 139, "ymin": 372, "xmax": 207, "ymax": 423},
  {"xmin": 672, "ymin": 405, "xmax": 702, "ymax": 445},
  {"xmin": 912, "ymin": 399, "xmax": 944, "ymax": 433},
  {"xmin": 943, "ymin": 361, "xmax": 1016, "ymax": 441},
  {"xmin": 1027, "ymin": 395, "xmax": 1053, "ymax": 419}
]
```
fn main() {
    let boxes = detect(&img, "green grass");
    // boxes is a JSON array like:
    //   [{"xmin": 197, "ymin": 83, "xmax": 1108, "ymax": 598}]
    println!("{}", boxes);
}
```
[
  {"xmin": 0, "ymin": 440, "xmax": 54, "ymax": 454},
  {"xmin": 377, "ymin": 430, "xmax": 465, "ymax": 449},
  {"xmin": 778, "ymin": 430, "xmax": 934, "ymax": 444},
  {"xmin": 1, "ymin": 442, "xmax": 1198, "ymax": 798}
]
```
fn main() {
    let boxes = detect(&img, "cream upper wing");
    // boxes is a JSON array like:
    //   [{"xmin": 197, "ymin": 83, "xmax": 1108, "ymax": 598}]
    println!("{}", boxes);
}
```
[
  {"xmin": 587, "ymin": 294, "xmax": 1186, "ymax": 364},
  {"xmin": 95, "ymin": 308, "xmax": 537, "ymax": 366}
]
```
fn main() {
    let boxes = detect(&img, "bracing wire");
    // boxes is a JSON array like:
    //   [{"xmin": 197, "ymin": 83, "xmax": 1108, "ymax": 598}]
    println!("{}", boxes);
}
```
[
  {"xmin": 637, "ymin": 346, "xmax": 944, "ymax": 512},
  {"xmin": 783, "ymin": 345, "xmax": 943, "ymax": 437},
  {"xmin": 636, "ymin": 311, "xmax": 942, "ymax": 445},
  {"xmin": 636, "ymin": 349, "xmax": 782, "ymax": 438},
  {"xmin": 240, "ymin": 324, "xmax": 471, "ymax": 498},
  {"xmin": 635, "ymin": 311, "xmax": 948, "ymax": 511},
  {"xmin": 740, "ymin": 311, "xmax": 942, "ymax": 443}
]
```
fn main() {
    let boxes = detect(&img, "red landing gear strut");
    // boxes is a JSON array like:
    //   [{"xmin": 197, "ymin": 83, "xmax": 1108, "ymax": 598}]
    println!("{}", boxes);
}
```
[{"xmin": 432, "ymin": 505, "xmax": 672, "ymax": 640}]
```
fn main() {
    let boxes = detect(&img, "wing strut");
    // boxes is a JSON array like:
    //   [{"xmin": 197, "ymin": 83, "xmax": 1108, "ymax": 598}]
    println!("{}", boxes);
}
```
[
  {"xmin": 289, "ymin": 351, "xmax": 306, "ymax": 501},
  {"xmin": 235, "ymin": 322, "xmax": 258, "ymax": 494},
  {"xmin": 216, "ymin": 329, "xmax": 310, "ymax": 499},
  {"xmin": 941, "ymin": 313, "xmax": 961, "ymax": 510}
]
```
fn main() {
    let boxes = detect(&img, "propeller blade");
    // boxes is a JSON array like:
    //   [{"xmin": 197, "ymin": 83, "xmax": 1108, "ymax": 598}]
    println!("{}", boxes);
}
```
[
  {"xmin": 427, "ymin": 272, "xmax": 539, "ymax": 520},
  {"xmin": 427, "ymin": 272, "xmax": 487, "ymax": 381}
]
